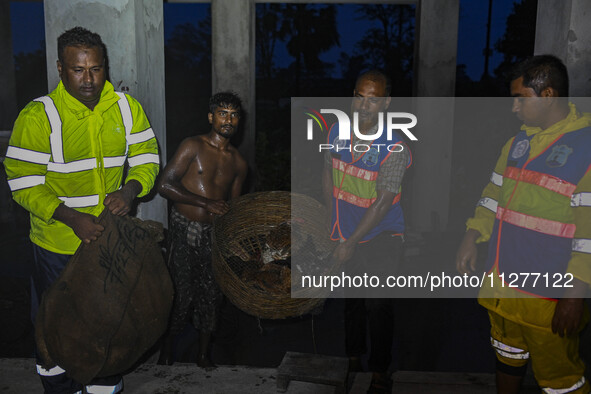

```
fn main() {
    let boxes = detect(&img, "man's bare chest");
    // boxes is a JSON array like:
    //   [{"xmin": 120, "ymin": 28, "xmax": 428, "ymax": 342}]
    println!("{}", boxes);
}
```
[{"xmin": 190, "ymin": 152, "xmax": 236, "ymax": 180}]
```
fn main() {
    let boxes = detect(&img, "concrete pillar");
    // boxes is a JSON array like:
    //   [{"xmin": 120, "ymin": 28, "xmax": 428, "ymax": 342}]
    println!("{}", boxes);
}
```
[
  {"xmin": 43, "ymin": 0, "xmax": 167, "ymax": 225},
  {"xmin": 411, "ymin": 0, "xmax": 459, "ymax": 232},
  {"xmin": 211, "ymin": 0, "xmax": 256, "ymax": 185},
  {"xmin": 535, "ymin": 0, "xmax": 591, "ymax": 96},
  {"xmin": 0, "ymin": 1, "xmax": 18, "ymax": 130}
]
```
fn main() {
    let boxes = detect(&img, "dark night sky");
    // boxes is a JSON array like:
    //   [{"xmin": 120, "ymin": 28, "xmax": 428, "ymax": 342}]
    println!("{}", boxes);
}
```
[{"xmin": 10, "ymin": 0, "xmax": 517, "ymax": 82}]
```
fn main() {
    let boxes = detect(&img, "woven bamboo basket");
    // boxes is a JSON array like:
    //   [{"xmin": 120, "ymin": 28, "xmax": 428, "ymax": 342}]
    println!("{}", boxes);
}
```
[{"xmin": 212, "ymin": 191, "xmax": 338, "ymax": 319}]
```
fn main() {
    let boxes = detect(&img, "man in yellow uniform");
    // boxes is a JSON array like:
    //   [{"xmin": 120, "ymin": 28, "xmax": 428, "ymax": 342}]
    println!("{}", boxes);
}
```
[
  {"xmin": 457, "ymin": 55, "xmax": 591, "ymax": 393},
  {"xmin": 4, "ymin": 26, "xmax": 160, "ymax": 393}
]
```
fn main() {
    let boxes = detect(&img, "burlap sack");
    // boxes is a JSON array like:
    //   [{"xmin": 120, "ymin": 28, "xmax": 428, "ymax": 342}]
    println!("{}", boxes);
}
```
[{"xmin": 35, "ymin": 210, "xmax": 173, "ymax": 384}]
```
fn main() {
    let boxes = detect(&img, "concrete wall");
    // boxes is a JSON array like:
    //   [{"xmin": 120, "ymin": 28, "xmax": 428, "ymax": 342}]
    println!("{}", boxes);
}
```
[
  {"xmin": 535, "ymin": 0, "xmax": 591, "ymax": 96},
  {"xmin": 43, "ymin": 0, "xmax": 167, "ymax": 224},
  {"xmin": 211, "ymin": 0, "xmax": 256, "ymax": 186},
  {"xmin": 411, "ymin": 0, "xmax": 459, "ymax": 232}
]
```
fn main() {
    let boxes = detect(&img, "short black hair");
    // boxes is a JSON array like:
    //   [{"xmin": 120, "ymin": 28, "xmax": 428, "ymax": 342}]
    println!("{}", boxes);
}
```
[
  {"xmin": 209, "ymin": 92, "xmax": 242, "ymax": 114},
  {"xmin": 355, "ymin": 69, "xmax": 392, "ymax": 96},
  {"xmin": 510, "ymin": 55, "xmax": 569, "ymax": 97},
  {"xmin": 58, "ymin": 26, "xmax": 106, "ymax": 64}
]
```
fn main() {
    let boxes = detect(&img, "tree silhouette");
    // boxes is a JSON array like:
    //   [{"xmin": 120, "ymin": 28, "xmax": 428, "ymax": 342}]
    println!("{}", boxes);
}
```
[
  {"xmin": 351, "ymin": 4, "xmax": 415, "ymax": 96},
  {"xmin": 256, "ymin": 4, "xmax": 288, "ymax": 79},
  {"xmin": 282, "ymin": 4, "xmax": 340, "ymax": 92},
  {"xmin": 166, "ymin": 19, "xmax": 211, "ymax": 70},
  {"xmin": 254, "ymin": 4, "xmax": 339, "ymax": 190},
  {"xmin": 494, "ymin": 0, "xmax": 538, "ymax": 82}
]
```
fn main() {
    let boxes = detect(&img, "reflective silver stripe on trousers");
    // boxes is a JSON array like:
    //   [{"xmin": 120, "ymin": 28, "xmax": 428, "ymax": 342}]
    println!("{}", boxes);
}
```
[
  {"xmin": 477, "ymin": 197, "xmax": 498, "ymax": 213},
  {"xmin": 490, "ymin": 171, "xmax": 503, "ymax": 187},
  {"xmin": 47, "ymin": 158, "xmax": 97, "ymax": 173},
  {"xmin": 571, "ymin": 192, "xmax": 591, "ymax": 207},
  {"xmin": 8, "ymin": 175, "xmax": 45, "ymax": 191},
  {"xmin": 128, "ymin": 153, "xmax": 160, "ymax": 167},
  {"xmin": 116, "ymin": 92, "xmax": 133, "ymax": 155},
  {"xmin": 58, "ymin": 195, "xmax": 100, "ymax": 208},
  {"xmin": 34, "ymin": 96, "xmax": 64, "ymax": 163},
  {"xmin": 36, "ymin": 364, "xmax": 66, "ymax": 376},
  {"xmin": 127, "ymin": 128, "xmax": 155, "ymax": 145},
  {"xmin": 5, "ymin": 146, "xmax": 51, "ymax": 165},
  {"xmin": 542, "ymin": 376, "xmax": 586, "ymax": 393},
  {"xmin": 491, "ymin": 338, "xmax": 530, "ymax": 360},
  {"xmin": 573, "ymin": 239, "xmax": 591, "ymax": 254},
  {"xmin": 85, "ymin": 379, "xmax": 123, "ymax": 394}
]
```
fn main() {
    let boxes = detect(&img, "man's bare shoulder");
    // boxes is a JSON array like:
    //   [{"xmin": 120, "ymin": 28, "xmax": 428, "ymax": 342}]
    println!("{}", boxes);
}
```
[{"xmin": 176, "ymin": 135, "xmax": 208, "ymax": 154}]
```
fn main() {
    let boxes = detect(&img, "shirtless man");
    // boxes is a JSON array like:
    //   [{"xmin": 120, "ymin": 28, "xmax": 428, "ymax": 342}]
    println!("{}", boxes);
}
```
[{"xmin": 157, "ymin": 92, "xmax": 248, "ymax": 369}]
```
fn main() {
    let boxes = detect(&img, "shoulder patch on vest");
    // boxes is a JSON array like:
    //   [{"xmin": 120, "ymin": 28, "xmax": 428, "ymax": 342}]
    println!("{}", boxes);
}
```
[
  {"xmin": 362, "ymin": 145, "xmax": 380, "ymax": 167},
  {"xmin": 333, "ymin": 136, "xmax": 347, "ymax": 150},
  {"xmin": 546, "ymin": 144, "xmax": 573, "ymax": 168},
  {"xmin": 511, "ymin": 140, "xmax": 529, "ymax": 159}
]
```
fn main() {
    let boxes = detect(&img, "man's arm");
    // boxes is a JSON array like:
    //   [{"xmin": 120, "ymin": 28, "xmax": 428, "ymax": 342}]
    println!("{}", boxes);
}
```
[
  {"xmin": 52, "ymin": 204, "xmax": 104, "ymax": 244},
  {"xmin": 332, "ymin": 149, "xmax": 409, "ymax": 263},
  {"xmin": 463, "ymin": 138, "xmax": 514, "ymax": 245},
  {"xmin": 123, "ymin": 95, "xmax": 160, "ymax": 198},
  {"xmin": 103, "ymin": 180, "xmax": 142, "ymax": 216},
  {"xmin": 157, "ymin": 139, "xmax": 227, "ymax": 215},
  {"xmin": 4, "ymin": 104, "xmax": 64, "ymax": 224},
  {"xmin": 552, "ymin": 168, "xmax": 591, "ymax": 337},
  {"xmin": 332, "ymin": 189, "xmax": 398, "ymax": 263},
  {"xmin": 5, "ymin": 104, "xmax": 109, "ymax": 243},
  {"xmin": 455, "ymin": 138, "xmax": 515, "ymax": 274},
  {"xmin": 456, "ymin": 228, "xmax": 482, "ymax": 274},
  {"xmin": 552, "ymin": 278, "xmax": 587, "ymax": 337}
]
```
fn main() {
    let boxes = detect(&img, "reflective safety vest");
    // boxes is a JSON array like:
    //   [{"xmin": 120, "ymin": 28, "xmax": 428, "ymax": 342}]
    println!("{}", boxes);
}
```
[
  {"xmin": 4, "ymin": 81, "xmax": 160, "ymax": 254},
  {"xmin": 328, "ymin": 123, "xmax": 411, "ymax": 242},
  {"xmin": 484, "ymin": 126, "xmax": 591, "ymax": 298}
]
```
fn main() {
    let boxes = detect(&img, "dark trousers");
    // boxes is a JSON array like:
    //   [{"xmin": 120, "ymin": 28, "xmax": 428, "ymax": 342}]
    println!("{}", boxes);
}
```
[
  {"xmin": 33, "ymin": 245, "xmax": 122, "ymax": 394},
  {"xmin": 344, "ymin": 233, "xmax": 403, "ymax": 373}
]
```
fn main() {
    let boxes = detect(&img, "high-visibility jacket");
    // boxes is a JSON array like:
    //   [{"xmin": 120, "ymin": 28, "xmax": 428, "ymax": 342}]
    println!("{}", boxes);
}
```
[
  {"xmin": 467, "ymin": 103, "xmax": 591, "ymax": 330},
  {"xmin": 328, "ymin": 123, "xmax": 411, "ymax": 242},
  {"xmin": 4, "ymin": 80, "xmax": 160, "ymax": 255}
]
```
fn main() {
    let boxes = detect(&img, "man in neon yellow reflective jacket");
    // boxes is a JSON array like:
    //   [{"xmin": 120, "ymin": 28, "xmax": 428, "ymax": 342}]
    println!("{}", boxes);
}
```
[
  {"xmin": 3, "ymin": 26, "xmax": 159, "ymax": 394},
  {"xmin": 5, "ymin": 56, "xmax": 159, "ymax": 255},
  {"xmin": 457, "ymin": 55, "xmax": 591, "ymax": 394}
]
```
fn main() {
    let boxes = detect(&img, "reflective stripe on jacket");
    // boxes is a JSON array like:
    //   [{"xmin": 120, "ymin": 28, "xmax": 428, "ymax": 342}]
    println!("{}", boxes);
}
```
[
  {"xmin": 4, "ymin": 80, "xmax": 160, "ymax": 254},
  {"xmin": 328, "ymin": 123, "xmax": 410, "ymax": 242}
]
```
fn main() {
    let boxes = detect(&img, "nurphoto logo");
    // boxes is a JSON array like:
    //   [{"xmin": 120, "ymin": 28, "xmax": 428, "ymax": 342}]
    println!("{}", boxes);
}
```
[{"xmin": 305, "ymin": 108, "xmax": 418, "ymax": 152}]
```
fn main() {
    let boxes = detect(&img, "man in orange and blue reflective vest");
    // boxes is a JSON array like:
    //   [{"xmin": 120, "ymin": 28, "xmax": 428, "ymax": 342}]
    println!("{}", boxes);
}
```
[
  {"xmin": 323, "ymin": 69, "xmax": 411, "ymax": 393},
  {"xmin": 457, "ymin": 55, "xmax": 591, "ymax": 393}
]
